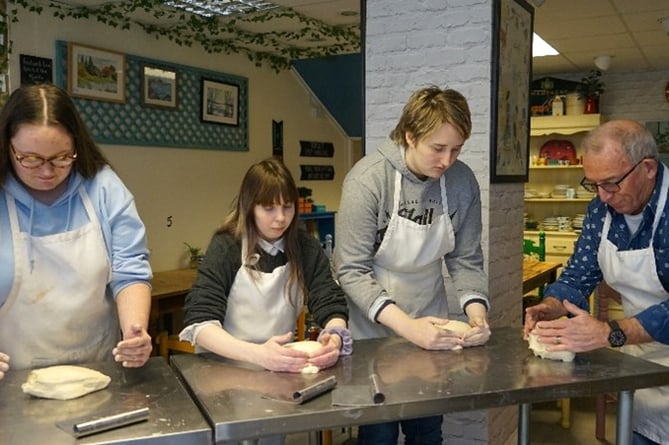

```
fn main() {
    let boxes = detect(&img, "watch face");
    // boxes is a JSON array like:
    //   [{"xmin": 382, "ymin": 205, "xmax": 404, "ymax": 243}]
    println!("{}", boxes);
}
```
[{"xmin": 608, "ymin": 322, "xmax": 626, "ymax": 347}]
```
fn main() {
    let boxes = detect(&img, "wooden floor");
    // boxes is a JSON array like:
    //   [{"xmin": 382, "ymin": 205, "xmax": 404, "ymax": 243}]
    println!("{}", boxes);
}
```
[{"xmin": 287, "ymin": 397, "xmax": 618, "ymax": 444}]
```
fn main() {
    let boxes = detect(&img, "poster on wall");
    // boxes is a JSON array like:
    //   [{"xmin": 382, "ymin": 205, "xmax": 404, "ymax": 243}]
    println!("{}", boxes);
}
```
[
  {"xmin": 299, "ymin": 141, "xmax": 334, "ymax": 157},
  {"xmin": 273, "ymin": 120, "xmax": 283, "ymax": 159},
  {"xmin": 20, "ymin": 54, "xmax": 53, "ymax": 86},
  {"xmin": 490, "ymin": 0, "xmax": 534, "ymax": 183},
  {"xmin": 300, "ymin": 165, "xmax": 335, "ymax": 181}
]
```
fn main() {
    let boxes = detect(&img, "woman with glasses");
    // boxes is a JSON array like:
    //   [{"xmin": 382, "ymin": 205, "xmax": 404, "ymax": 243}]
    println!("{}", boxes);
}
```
[
  {"xmin": 524, "ymin": 119, "xmax": 669, "ymax": 445},
  {"xmin": 0, "ymin": 84, "xmax": 152, "ymax": 375}
]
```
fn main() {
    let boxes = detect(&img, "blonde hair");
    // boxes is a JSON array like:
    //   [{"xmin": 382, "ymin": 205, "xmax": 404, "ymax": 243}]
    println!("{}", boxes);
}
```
[{"xmin": 390, "ymin": 86, "xmax": 472, "ymax": 148}]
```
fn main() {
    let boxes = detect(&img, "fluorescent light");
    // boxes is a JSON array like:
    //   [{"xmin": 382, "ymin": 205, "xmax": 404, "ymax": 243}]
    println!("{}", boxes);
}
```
[
  {"xmin": 164, "ymin": 0, "xmax": 278, "ymax": 18},
  {"xmin": 533, "ymin": 33, "xmax": 559, "ymax": 57}
]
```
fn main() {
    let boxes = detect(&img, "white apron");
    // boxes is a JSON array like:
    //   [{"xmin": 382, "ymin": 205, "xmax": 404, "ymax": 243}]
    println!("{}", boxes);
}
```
[
  {"xmin": 0, "ymin": 188, "xmax": 115, "ymax": 370},
  {"xmin": 597, "ymin": 164, "xmax": 669, "ymax": 444},
  {"xmin": 224, "ymin": 239, "xmax": 302, "ymax": 343},
  {"xmin": 349, "ymin": 168, "xmax": 455, "ymax": 339}
]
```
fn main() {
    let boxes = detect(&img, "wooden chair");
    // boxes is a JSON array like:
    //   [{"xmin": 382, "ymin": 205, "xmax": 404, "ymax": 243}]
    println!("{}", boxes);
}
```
[
  {"xmin": 523, "ymin": 232, "xmax": 571, "ymax": 429},
  {"xmin": 156, "ymin": 331, "xmax": 195, "ymax": 363},
  {"xmin": 523, "ymin": 231, "xmax": 546, "ymax": 290}
]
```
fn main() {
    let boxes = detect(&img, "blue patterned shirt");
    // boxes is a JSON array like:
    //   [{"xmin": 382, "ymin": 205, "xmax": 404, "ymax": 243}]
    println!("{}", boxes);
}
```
[{"xmin": 545, "ymin": 164, "xmax": 669, "ymax": 344}]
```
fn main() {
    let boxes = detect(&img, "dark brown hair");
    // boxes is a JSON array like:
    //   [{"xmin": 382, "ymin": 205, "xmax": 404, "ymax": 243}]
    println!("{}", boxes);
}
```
[
  {"xmin": 0, "ymin": 84, "xmax": 110, "ymax": 185},
  {"xmin": 219, "ymin": 157, "xmax": 305, "ymax": 305}
]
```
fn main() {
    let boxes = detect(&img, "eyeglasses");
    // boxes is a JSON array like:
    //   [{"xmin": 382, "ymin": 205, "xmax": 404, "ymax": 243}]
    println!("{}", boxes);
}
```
[
  {"xmin": 11, "ymin": 144, "xmax": 77, "ymax": 169},
  {"xmin": 580, "ymin": 158, "xmax": 646, "ymax": 194}
]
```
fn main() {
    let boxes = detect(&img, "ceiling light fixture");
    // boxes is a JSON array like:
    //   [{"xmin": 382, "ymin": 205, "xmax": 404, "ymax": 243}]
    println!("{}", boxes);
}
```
[
  {"xmin": 532, "ymin": 33, "xmax": 559, "ymax": 57},
  {"xmin": 164, "ymin": 0, "xmax": 278, "ymax": 18},
  {"xmin": 593, "ymin": 55, "xmax": 612, "ymax": 71}
]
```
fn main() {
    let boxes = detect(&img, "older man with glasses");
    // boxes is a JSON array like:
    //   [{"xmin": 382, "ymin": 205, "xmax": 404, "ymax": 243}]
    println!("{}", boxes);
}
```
[{"xmin": 523, "ymin": 119, "xmax": 669, "ymax": 445}]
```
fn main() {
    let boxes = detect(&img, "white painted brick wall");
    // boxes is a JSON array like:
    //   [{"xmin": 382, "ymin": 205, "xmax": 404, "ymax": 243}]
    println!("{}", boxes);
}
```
[{"xmin": 365, "ymin": 1, "xmax": 520, "ymax": 443}]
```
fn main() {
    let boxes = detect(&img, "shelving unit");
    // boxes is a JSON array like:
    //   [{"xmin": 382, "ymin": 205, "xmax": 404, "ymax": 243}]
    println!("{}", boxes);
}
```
[
  {"xmin": 298, "ymin": 211, "xmax": 336, "ymax": 248},
  {"xmin": 525, "ymin": 114, "xmax": 603, "ymax": 265}
]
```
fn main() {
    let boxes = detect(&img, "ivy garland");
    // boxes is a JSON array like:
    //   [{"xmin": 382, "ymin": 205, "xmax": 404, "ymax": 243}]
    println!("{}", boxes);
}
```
[{"xmin": 9, "ymin": 0, "xmax": 360, "ymax": 72}]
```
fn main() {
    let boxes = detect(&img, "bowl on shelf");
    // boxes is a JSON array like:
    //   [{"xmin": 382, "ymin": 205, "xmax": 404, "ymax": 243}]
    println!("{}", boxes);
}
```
[{"xmin": 525, "ymin": 220, "xmax": 539, "ymax": 230}]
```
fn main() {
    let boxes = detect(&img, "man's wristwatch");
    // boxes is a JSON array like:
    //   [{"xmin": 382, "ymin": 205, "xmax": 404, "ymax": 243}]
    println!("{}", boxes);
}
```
[{"xmin": 607, "ymin": 320, "xmax": 626, "ymax": 347}]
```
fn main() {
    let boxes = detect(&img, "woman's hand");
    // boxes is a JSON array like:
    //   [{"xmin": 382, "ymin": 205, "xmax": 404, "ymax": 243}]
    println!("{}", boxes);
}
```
[
  {"xmin": 462, "ymin": 318, "xmax": 491, "ymax": 347},
  {"xmin": 406, "ymin": 316, "xmax": 465, "ymax": 350},
  {"xmin": 308, "ymin": 332, "xmax": 342, "ymax": 370},
  {"xmin": 113, "ymin": 324, "xmax": 152, "ymax": 368},
  {"xmin": 0, "ymin": 352, "xmax": 9, "ymax": 380},
  {"xmin": 256, "ymin": 332, "xmax": 313, "ymax": 373}
]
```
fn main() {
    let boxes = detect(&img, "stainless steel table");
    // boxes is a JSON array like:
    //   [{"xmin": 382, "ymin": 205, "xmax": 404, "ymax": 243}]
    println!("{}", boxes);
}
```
[
  {"xmin": 0, "ymin": 357, "xmax": 212, "ymax": 444},
  {"xmin": 171, "ymin": 327, "xmax": 669, "ymax": 444}
]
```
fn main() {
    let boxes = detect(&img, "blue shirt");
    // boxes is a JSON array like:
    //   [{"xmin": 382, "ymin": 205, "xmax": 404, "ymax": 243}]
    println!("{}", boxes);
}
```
[{"xmin": 545, "ymin": 163, "xmax": 669, "ymax": 344}]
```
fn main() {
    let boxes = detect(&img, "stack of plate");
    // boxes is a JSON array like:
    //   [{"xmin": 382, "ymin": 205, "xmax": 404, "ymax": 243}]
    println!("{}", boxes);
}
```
[
  {"xmin": 543, "ymin": 217, "xmax": 559, "ymax": 231},
  {"xmin": 525, "ymin": 188, "xmax": 538, "ymax": 199},
  {"xmin": 551, "ymin": 184, "xmax": 570, "ymax": 199},
  {"xmin": 573, "ymin": 214, "xmax": 585, "ymax": 231},
  {"xmin": 576, "ymin": 190, "xmax": 596, "ymax": 199}
]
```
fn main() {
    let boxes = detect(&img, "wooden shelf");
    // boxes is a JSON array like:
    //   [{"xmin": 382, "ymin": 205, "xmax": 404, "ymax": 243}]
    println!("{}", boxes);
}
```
[
  {"xmin": 529, "ymin": 165, "xmax": 582, "ymax": 170},
  {"xmin": 530, "ymin": 114, "xmax": 602, "ymax": 136},
  {"xmin": 524, "ymin": 198, "xmax": 592, "ymax": 203}
]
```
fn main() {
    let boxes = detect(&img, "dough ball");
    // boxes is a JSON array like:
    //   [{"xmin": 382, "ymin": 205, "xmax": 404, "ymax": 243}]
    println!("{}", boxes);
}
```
[
  {"xmin": 284, "ymin": 340, "xmax": 323, "ymax": 355},
  {"xmin": 434, "ymin": 320, "xmax": 473, "ymax": 335},
  {"xmin": 22, "ymin": 365, "xmax": 111, "ymax": 400},
  {"xmin": 284, "ymin": 341, "xmax": 323, "ymax": 374},
  {"xmin": 527, "ymin": 333, "xmax": 575, "ymax": 362}
]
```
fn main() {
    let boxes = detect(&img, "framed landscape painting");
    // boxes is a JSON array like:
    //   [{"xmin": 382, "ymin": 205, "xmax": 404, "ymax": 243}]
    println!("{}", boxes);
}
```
[
  {"xmin": 141, "ymin": 64, "xmax": 178, "ymax": 109},
  {"xmin": 201, "ymin": 78, "xmax": 239, "ymax": 126},
  {"xmin": 67, "ymin": 42, "xmax": 125, "ymax": 103}
]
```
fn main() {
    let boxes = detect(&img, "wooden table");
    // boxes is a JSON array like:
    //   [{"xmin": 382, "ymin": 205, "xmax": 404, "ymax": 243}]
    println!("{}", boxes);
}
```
[
  {"xmin": 150, "ymin": 268, "xmax": 197, "ymax": 352},
  {"xmin": 171, "ymin": 327, "xmax": 669, "ymax": 445},
  {"xmin": 522, "ymin": 260, "xmax": 561, "ymax": 294}
]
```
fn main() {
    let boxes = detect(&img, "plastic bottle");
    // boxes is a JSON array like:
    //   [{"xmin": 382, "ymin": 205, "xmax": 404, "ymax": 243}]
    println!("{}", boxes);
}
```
[{"xmin": 552, "ymin": 96, "xmax": 564, "ymax": 116}]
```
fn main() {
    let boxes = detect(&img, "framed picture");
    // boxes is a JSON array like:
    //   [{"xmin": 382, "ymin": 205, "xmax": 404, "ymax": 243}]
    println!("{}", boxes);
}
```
[
  {"xmin": 200, "ymin": 78, "xmax": 239, "ymax": 126},
  {"xmin": 67, "ymin": 42, "xmax": 125, "ymax": 103},
  {"xmin": 490, "ymin": 0, "xmax": 534, "ymax": 183},
  {"xmin": 141, "ymin": 64, "xmax": 178, "ymax": 109}
]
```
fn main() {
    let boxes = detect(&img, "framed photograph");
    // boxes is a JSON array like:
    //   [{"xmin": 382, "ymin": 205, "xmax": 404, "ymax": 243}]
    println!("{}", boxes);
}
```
[
  {"xmin": 490, "ymin": 0, "xmax": 534, "ymax": 183},
  {"xmin": 67, "ymin": 42, "xmax": 125, "ymax": 103},
  {"xmin": 200, "ymin": 78, "xmax": 239, "ymax": 126},
  {"xmin": 141, "ymin": 64, "xmax": 178, "ymax": 109}
]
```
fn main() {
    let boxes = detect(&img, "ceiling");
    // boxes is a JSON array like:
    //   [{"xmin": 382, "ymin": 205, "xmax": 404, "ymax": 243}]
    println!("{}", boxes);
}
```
[
  {"xmin": 531, "ymin": 0, "xmax": 669, "ymax": 75},
  {"xmin": 21, "ymin": 0, "xmax": 669, "ymax": 74}
]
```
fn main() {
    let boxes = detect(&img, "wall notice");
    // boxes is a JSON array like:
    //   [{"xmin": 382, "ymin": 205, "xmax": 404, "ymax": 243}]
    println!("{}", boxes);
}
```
[
  {"xmin": 300, "ymin": 140, "xmax": 334, "ymax": 157},
  {"xmin": 20, "ymin": 54, "xmax": 53, "ymax": 86},
  {"xmin": 300, "ymin": 165, "xmax": 335, "ymax": 181}
]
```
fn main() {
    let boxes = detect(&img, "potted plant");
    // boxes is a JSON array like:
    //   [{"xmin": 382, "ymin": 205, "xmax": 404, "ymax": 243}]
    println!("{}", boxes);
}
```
[
  {"xmin": 184, "ymin": 242, "xmax": 202, "ymax": 269},
  {"xmin": 576, "ymin": 69, "xmax": 605, "ymax": 114}
]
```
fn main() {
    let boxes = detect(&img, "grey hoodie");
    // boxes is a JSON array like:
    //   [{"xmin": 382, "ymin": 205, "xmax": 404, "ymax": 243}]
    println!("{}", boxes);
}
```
[{"xmin": 334, "ymin": 139, "xmax": 489, "ymax": 323}]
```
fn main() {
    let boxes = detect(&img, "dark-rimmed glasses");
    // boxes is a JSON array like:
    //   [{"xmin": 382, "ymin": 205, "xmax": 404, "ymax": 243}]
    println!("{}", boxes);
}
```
[
  {"xmin": 11, "ymin": 144, "xmax": 77, "ymax": 169},
  {"xmin": 580, "ymin": 158, "xmax": 647, "ymax": 194}
]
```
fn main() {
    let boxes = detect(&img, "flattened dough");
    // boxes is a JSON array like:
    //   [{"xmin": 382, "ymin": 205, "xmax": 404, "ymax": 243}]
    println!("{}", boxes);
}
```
[
  {"xmin": 527, "ymin": 333, "xmax": 575, "ymax": 362},
  {"xmin": 284, "ymin": 341, "xmax": 323, "ymax": 374},
  {"xmin": 434, "ymin": 320, "xmax": 473, "ymax": 335},
  {"xmin": 22, "ymin": 365, "xmax": 111, "ymax": 400}
]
